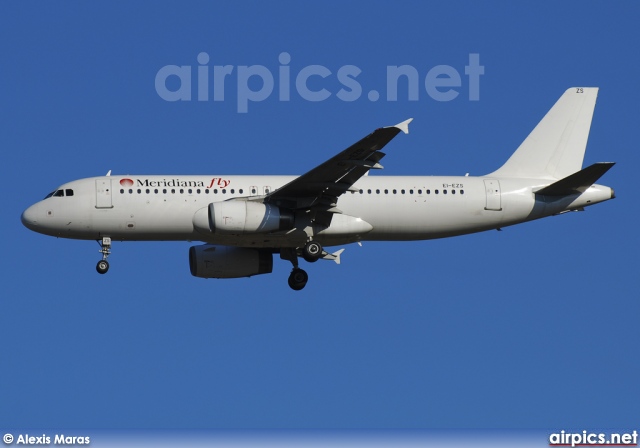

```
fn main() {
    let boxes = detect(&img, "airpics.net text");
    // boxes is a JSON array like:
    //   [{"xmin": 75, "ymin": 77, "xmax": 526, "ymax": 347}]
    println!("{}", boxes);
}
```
[{"xmin": 155, "ymin": 52, "xmax": 484, "ymax": 113}]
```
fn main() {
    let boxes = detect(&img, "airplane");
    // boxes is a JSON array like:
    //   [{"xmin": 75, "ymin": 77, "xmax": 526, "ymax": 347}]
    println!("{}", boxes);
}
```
[{"xmin": 21, "ymin": 87, "xmax": 615, "ymax": 290}]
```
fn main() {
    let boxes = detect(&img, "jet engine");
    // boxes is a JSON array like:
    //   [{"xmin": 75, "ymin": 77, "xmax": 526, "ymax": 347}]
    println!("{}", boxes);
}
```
[
  {"xmin": 189, "ymin": 244, "xmax": 273, "ymax": 279},
  {"xmin": 193, "ymin": 201, "xmax": 294, "ymax": 234}
]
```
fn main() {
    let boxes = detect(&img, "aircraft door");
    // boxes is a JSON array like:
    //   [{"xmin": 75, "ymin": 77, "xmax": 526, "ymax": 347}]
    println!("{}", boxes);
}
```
[
  {"xmin": 483, "ymin": 179, "xmax": 502, "ymax": 211},
  {"xmin": 96, "ymin": 179, "xmax": 113, "ymax": 209}
]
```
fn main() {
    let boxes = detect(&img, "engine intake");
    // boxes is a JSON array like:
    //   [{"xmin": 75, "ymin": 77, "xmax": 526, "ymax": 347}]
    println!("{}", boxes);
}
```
[
  {"xmin": 189, "ymin": 245, "xmax": 273, "ymax": 279},
  {"xmin": 193, "ymin": 201, "xmax": 294, "ymax": 234}
]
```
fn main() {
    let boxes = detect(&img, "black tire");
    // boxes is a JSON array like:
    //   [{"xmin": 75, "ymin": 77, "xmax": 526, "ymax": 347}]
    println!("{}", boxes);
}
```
[
  {"xmin": 303, "ymin": 241, "xmax": 322, "ymax": 261},
  {"xmin": 302, "ymin": 252, "xmax": 319, "ymax": 263},
  {"xmin": 288, "ymin": 268, "xmax": 308, "ymax": 290},
  {"xmin": 96, "ymin": 260, "xmax": 109, "ymax": 274}
]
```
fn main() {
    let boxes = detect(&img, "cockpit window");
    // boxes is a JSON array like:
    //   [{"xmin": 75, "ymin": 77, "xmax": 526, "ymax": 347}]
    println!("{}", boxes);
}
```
[{"xmin": 45, "ymin": 189, "xmax": 71, "ymax": 199}]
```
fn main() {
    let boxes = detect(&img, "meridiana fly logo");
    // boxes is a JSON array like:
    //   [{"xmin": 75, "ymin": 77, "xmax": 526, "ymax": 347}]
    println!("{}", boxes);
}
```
[{"xmin": 118, "ymin": 178, "xmax": 231, "ymax": 189}]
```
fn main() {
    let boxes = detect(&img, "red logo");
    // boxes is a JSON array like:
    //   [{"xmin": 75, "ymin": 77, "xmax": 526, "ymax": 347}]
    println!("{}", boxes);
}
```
[{"xmin": 120, "ymin": 178, "xmax": 134, "ymax": 187}]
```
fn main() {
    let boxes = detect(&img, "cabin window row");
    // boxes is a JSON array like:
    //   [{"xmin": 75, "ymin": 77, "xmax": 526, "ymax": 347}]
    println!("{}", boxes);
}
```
[
  {"xmin": 120, "ymin": 188, "xmax": 246, "ymax": 195},
  {"xmin": 120, "ymin": 188, "xmax": 465, "ymax": 196},
  {"xmin": 353, "ymin": 189, "xmax": 464, "ymax": 195}
]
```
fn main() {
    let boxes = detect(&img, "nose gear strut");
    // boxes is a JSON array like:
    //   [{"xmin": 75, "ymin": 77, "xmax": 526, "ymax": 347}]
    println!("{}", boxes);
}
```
[{"xmin": 96, "ymin": 237, "xmax": 111, "ymax": 274}]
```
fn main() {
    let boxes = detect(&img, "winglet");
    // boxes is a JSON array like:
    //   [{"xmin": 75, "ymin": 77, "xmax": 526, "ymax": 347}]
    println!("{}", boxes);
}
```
[
  {"xmin": 392, "ymin": 118, "xmax": 413, "ymax": 134},
  {"xmin": 322, "ymin": 248, "xmax": 345, "ymax": 264}
]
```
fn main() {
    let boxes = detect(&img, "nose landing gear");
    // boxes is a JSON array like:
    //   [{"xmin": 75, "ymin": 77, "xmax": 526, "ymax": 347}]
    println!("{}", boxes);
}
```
[{"xmin": 96, "ymin": 237, "xmax": 111, "ymax": 274}]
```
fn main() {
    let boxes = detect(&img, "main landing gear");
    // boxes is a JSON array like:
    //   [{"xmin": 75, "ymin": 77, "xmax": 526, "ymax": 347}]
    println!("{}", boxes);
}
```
[
  {"xmin": 288, "ymin": 268, "xmax": 309, "ymax": 291},
  {"xmin": 96, "ymin": 237, "xmax": 111, "ymax": 274},
  {"xmin": 302, "ymin": 240, "xmax": 322, "ymax": 263},
  {"xmin": 281, "ymin": 240, "xmax": 324, "ymax": 291}
]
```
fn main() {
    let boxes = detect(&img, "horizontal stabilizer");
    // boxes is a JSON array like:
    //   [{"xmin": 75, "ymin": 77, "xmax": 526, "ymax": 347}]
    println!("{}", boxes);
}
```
[{"xmin": 535, "ymin": 162, "xmax": 615, "ymax": 196}]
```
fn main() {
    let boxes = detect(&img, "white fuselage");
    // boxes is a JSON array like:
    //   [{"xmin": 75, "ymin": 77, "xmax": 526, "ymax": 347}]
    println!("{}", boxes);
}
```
[{"xmin": 21, "ymin": 174, "xmax": 614, "ymax": 248}]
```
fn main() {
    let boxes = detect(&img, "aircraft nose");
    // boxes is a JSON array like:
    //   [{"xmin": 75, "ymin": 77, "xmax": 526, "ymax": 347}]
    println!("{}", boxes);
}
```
[{"xmin": 21, "ymin": 204, "xmax": 40, "ymax": 230}]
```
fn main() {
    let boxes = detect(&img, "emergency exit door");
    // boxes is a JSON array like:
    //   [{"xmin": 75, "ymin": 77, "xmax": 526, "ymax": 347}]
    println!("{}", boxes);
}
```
[
  {"xmin": 483, "ymin": 179, "xmax": 502, "ymax": 211},
  {"xmin": 96, "ymin": 179, "xmax": 113, "ymax": 208}
]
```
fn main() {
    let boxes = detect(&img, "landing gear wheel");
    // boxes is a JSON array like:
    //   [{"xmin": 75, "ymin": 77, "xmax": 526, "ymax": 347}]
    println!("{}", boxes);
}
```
[
  {"xmin": 303, "ymin": 241, "xmax": 322, "ymax": 263},
  {"xmin": 288, "ymin": 268, "xmax": 308, "ymax": 291},
  {"xmin": 96, "ymin": 237, "xmax": 112, "ymax": 274},
  {"xmin": 96, "ymin": 260, "xmax": 110, "ymax": 274}
]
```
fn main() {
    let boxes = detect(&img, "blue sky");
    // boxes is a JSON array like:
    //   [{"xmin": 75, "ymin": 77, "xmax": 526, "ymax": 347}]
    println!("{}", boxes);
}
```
[{"xmin": 1, "ymin": 1, "xmax": 638, "ymax": 431}]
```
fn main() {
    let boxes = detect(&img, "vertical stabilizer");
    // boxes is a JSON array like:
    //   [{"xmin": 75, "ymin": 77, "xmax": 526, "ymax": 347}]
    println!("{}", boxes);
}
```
[{"xmin": 489, "ymin": 87, "xmax": 598, "ymax": 180}]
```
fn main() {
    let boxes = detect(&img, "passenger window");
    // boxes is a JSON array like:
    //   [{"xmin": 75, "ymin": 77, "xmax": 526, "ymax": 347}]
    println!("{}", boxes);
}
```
[
  {"xmin": 129, "ymin": 189, "xmax": 133, "ymax": 194},
  {"xmin": 171, "ymin": 189, "xmax": 175, "ymax": 194},
  {"xmin": 393, "ymin": 189, "xmax": 397, "ymax": 194},
  {"xmin": 231, "ymin": 189, "xmax": 235, "ymax": 194},
  {"xmin": 137, "ymin": 189, "xmax": 141, "ymax": 194},
  {"xmin": 376, "ymin": 189, "xmax": 380, "ymax": 194},
  {"xmin": 120, "ymin": 189, "xmax": 124, "ymax": 194},
  {"xmin": 435, "ymin": 189, "xmax": 439, "ymax": 194},
  {"xmin": 427, "ymin": 189, "xmax": 431, "ymax": 194},
  {"xmin": 222, "ymin": 189, "xmax": 227, "ymax": 194},
  {"xmin": 401, "ymin": 189, "xmax": 405, "ymax": 194},
  {"xmin": 66, "ymin": 189, "xmax": 74, "ymax": 196},
  {"xmin": 214, "ymin": 189, "xmax": 218, "ymax": 194},
  {"xmin": 460, "ymin": 190, "xmax": 464, "ymax": 195},
  {"xmin": 443, "ymin": 189, "xmax": 447, "ymax": 194},
  {"xmin": 359, "ymin": 189, "xmax": 363, "ymax": 194},
  {"xmin": 188, "ymin": 189, "xmax": 192, "ymax": 194},
  {"xmin": 418, "ymin": 189, "xmax": 422, "ymax": 194},
  {"xmin": 180, "ymin": 189, "xmax": 184, "ymax": 194},
  {"xmin": 452, "ymin": 190, "xmax": 456, "ymax": 194},
  {"xmin": 154, "ymin": 189, "xmax": 158, "ymax": 194},
  {"xmin": 205, "ymin": 189, "xmax": 209, "ymax": 194},
  {"xmin": 163, "ymin": 189, "xmax": 167, "ymax": 194},
  {"xmin": 239, "ymin": 189, "xmax": 243, "ymax": 194},
  {"xmin": 409, "ymin": 189, "xmax": 413, "ymax": 194},
  {"xmin": 367, "ymin": 189, "xmax": 371, "ymax": 194}
]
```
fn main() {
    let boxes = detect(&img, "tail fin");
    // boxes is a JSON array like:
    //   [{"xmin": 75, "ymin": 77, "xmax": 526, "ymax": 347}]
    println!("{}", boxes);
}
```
[{"xmin": 489, "ymin": 87, "xmax": 599, "ymax": 180}]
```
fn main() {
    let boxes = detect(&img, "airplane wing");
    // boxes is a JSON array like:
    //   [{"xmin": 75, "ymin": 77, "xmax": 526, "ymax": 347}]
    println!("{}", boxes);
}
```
[{"xmin": 264, "ymin": 118, "xmax": 412, "ymax": 225}]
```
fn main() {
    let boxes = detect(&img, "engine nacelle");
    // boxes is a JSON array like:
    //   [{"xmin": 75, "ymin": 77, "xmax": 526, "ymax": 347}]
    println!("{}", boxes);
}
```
[
  {"xmin": 193, "ymin": 201, "xmax": 294, "ymax": 234},
  {"xmin": 189, "ymin": 245, "xmax": 273, "ymax": 279}
]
